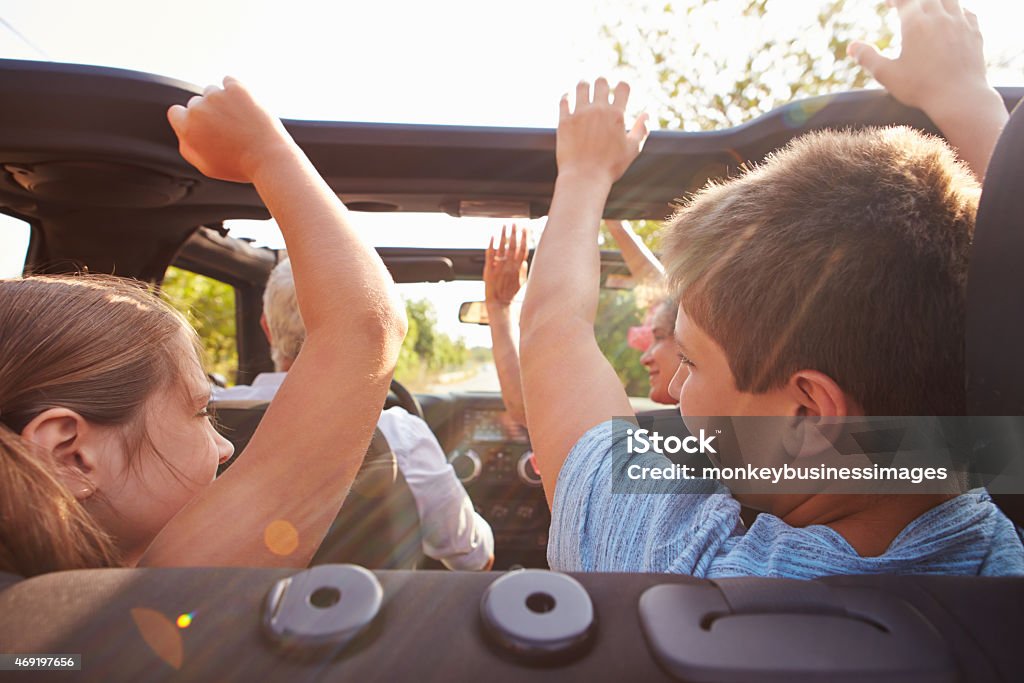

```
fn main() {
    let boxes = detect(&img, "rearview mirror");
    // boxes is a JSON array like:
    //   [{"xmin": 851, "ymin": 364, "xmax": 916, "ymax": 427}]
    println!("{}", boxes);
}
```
[{"xmin": 459, "ymin": 301, "xmax": 489, "ymax": 325}]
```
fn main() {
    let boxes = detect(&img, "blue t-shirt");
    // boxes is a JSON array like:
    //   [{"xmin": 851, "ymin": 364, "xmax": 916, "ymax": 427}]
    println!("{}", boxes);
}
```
[{"xmin": 549, "ymin": 421, "xmax": 1024, "ymax": 577}]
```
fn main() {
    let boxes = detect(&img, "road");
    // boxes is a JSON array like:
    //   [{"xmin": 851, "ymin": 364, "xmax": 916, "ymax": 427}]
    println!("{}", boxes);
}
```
[{"xmin": 428, "ymin": 362, "xmax": 500, "ymax": 393}]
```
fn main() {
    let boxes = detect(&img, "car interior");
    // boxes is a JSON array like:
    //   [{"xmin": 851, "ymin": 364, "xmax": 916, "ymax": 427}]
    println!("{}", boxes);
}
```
[{"xmin": 1, "ymin": 58, "xmax": 1024, "ymax": 681}]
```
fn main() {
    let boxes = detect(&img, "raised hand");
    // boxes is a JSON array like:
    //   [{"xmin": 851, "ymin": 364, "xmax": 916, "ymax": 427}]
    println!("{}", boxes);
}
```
[
  {"xmin": 484, "ymin": 224, "xmax": 529, "ymax": 307},
  {"xmin": 167, "ymin": 77, "xmax": 293, "ymax": 183},
  {"xmin": 557, "ymin": 78, "xmax": 649, "ymax": 187},
  {"xmin": 848, "ymin": 0, "xmax": 1006, "ymax": 179},
  {"xmin": 848, "ymin": 0, "xmax": 989, "ymax": 116}
]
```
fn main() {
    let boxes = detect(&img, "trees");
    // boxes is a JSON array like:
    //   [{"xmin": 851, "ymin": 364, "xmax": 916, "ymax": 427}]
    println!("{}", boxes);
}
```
[
  {"xmin": 595, "ymin": 287, "xmax": 651, "ymax": 397},
  {"xmin": 396, "ymin": 298, "xmax": 470, "ymax": 389},
  {"xmin": 602, "ymin": 0, "xmax": 893, "ymax": 132},
  {"xmin": 163, "ymin": 268, "xmax": 469, "ymax": 391},
  {"xmin": 162, "ymin": 267, "xmax": 238, "ymax": 382},
  {"xmin": 594, "ymin": 0, "xmax": 893, "ymax": 398}
]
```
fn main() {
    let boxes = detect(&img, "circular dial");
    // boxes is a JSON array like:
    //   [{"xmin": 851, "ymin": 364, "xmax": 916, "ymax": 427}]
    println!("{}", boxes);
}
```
[
  {"xmin": 517, "ymin": 450, "xmax": 543, "ymax": 487},
  {"xmin": 451, "ymin": 449, "xmax": 483, "ymax": 483}
]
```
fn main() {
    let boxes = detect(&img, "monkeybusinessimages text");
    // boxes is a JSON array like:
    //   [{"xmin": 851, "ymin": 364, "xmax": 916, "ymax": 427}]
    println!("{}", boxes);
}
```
[{"xmin": 625, "ymin": 428, "xmax": 950, "ymax": 485}]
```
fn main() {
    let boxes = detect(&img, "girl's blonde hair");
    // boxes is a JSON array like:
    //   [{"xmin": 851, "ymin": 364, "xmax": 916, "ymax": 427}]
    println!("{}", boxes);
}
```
[{"xmin": 0, "ymin": 274, "xmax": 200, "ymax": 576}]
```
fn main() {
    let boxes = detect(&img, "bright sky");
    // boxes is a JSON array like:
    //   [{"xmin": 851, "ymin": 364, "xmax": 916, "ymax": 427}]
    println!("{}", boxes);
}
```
[{"xmin": 2, "ymin": 0, "xmax": 1022, "ymax": 345}]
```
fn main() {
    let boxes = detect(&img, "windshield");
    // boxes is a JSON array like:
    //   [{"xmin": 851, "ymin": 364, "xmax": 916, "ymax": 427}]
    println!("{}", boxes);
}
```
[
  {"xmin": 393, "ymin": 280, "xmax": 494, "ymax": 393},
  {"xmin": 391, "ymin": 280, "xmax": 657, "ymax": 399},
  {"xmin": 224, "ymin": 214, "xmax": 661, "ymax": 399}
]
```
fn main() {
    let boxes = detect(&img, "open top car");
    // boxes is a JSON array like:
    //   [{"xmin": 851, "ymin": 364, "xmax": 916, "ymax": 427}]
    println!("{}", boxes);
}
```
[{"xmin": 1, "ymin": 58, "xmax": 1024, "ymax": 681}]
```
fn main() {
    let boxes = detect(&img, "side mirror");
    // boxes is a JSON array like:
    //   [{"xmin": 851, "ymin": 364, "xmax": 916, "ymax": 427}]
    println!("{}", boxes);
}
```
[{"xmin": 459, "ymin": 301, "xmax": 490, "ymax": 325}]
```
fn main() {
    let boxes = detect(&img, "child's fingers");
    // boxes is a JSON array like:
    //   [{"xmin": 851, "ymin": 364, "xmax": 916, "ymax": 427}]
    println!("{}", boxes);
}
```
[
  {"xmin": 940, "ymin": 0, "xmax": 961, "ymax": 15},
  {"xmin": 612, "ymin": 81, "xmax": 631, "ymax": 110},
  {"xmin": 186, "ymin": 94, "xmax": 204, "ymax": 109},
  {"xmin": 963, "ymin": 8, "xmax": 979, "ymax": 29},
  {"xmin": 223, "ymin": 75, "xmax": 242, "ymax": 89},
  {"xmin": 628, "ymin": 113, "xmax": 650, "ymax": 151},
  {"xmin": 203, "ymin": 84, "xmax": 220, "ymax": 96},
  {"xmin": 593, "ymin": 78, "xmax": 610, "ymax": 105},
  {"xmin": 847, "ymin": 42, "xmax": 894, "ymax": 84},
  {"xmin": 167, "ymin": 105, "xmax": 187, "ymax": 136},
  {"xmin": 559, "ymin": 94, "xmax": 570, "ymax": 122},
  {"xmin": 890, "ymin": 0, "xmax": 917, "ymax": 21},
  {"xmin": 575, "ymin": 81, "xmax": 591, "ymax": 111}
]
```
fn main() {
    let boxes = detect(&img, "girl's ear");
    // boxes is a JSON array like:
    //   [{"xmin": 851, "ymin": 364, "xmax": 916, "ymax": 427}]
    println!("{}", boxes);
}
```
[{"xmin": 21, "ymin": 408, "xmax": 100, "ymax": 500}]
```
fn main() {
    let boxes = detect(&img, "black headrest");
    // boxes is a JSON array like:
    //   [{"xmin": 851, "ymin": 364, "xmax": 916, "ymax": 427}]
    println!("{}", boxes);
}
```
[
  {"xmin": 966, "ymin": 101, "xmax": 1024, "ymax": 414},
  {"xmin": 965, "ymin": 101, "xmax": 1024, "ymax": 527}
]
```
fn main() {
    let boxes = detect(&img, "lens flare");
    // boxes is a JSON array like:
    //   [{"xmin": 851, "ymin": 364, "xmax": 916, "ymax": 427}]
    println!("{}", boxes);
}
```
[
  {"xmin": 782, "ymin": 95, "xmax": 833, "ymax": 129},
  {"xmin": 130, "ymin": 608, "xmax": 183, "ymax": 670},
  {"xmin": 176, "ymin": 613, "xmax": 193, "ymax": 629},
  {"xmin": 264, "ymin": 519, "xmax": 300, "ymax": 556}
]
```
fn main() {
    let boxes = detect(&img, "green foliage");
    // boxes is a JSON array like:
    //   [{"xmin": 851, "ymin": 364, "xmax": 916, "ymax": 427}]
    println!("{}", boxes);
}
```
[
  {"xmin": 595, "ymin": 288, "xmax": 650, "ymax": 397},
  {"xmin": 599, "ymin": 219, "xmax": 663, "ymax": 252},
  {"xmin": 596, "ymin": 0, "xmax": 898, "ymax": 398},
  {"xmin": 603, "ymin": 0, "xmax": 892, "ymax": 131},
  {"xmin": 469, "ymin": 346, "xmax": 493, "ymax": 364},
  {"xmin": 161, "ymin": 267, "xmax": 238, "ymax": 383},
  {"xmin": 396, "ymin": 298, "xmax": 470, "ymax": 390}
]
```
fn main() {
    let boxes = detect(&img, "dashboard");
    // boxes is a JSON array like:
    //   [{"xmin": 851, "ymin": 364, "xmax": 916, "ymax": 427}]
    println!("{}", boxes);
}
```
[
  {"xmin": 422, "ymin": 394, "xmax": 549, "ymax": 569},
  {"xmin": 418, "ymin": 394, "xmax": 681, "ymax": 570}
]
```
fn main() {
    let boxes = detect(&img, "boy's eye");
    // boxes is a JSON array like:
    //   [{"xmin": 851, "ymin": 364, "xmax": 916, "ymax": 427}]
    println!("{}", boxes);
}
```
[{"xmin": 677, "ymin": 353, "xmax": 695, "ymax": 368}]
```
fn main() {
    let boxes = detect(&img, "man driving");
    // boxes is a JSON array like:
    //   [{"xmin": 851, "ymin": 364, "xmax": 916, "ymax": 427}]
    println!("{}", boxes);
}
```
[{"xmin": 215, "ymin": 258, "xmax": 494, "ymax": 570}]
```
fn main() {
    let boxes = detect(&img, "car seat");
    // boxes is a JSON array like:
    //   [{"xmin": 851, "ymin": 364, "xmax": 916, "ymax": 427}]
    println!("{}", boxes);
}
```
[
  {"xmin": 965, "ymin": 99, "xmax": 1024, "ymax": 528},
  {"xmin": 212, "ymin": 400, "xmax": 424, "ymax": 569}
]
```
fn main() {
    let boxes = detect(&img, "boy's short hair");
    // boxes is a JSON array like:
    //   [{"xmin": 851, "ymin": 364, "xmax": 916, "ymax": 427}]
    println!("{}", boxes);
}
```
[{"xmin": 661, "ymin": 126, "xmax": 979, "ymax": 416}]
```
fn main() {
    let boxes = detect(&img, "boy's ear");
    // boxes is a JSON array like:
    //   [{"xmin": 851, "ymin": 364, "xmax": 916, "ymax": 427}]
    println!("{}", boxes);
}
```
[
  {"xmin": 787, "ymin": 370, "xmax": 855, "ymax": 418},
  {"xmin": 783, "ymin": 370, "xmax": 860, "ymax": 459},
  {"xmin": 20, "ymin": 408, "xmax": 100, "ymax": 500}
]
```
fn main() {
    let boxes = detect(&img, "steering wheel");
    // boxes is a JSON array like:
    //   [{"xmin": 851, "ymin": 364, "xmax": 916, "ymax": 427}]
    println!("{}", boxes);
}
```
[{"xmin": 389, "ymin": 378, "xmax": 425, "ymax": 421}]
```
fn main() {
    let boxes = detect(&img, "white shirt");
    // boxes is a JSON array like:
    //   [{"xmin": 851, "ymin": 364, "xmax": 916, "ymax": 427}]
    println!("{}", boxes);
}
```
[{"xmin": 213, "ymin": 373, "xmax": 494, "ymax": 570}]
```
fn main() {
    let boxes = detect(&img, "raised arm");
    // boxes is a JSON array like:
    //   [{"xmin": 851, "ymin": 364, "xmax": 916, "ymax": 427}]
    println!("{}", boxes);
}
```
[
  {"xmin": 520, "ymin": 79, "xmax": 648, "ymax": 506},
  {"xmin": 849, "ymin": 0, "xmax": 1007, "ymax": 180},
  {"xmin": 604, "ymin": 219, "xmax": 664, "ymax": 286},
  {"xmin": 144, "ymin": 79, "xmax": 406, "ymax": 566},
  {"xmin": 484, "ymin": 224, "xmax": 529, "ymax": 427}
]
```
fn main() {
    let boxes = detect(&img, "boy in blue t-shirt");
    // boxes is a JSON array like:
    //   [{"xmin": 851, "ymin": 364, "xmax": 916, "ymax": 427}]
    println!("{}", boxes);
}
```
[{"xmin": 519, "ymin": 0, "xmax": 1024, "ymax": 577}]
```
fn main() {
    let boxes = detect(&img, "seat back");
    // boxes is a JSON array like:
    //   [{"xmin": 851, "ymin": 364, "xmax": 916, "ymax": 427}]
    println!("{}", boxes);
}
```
[
  {"xmin": 310, "ymin": 428, "xmax": 423, "ymax": 569},
  {"xmin": 212, "ymin": 400, "xmax": 424, "ymax": 569},
  {"xmin": 965, "ymin": 101, "xmax": 1024, "ymax": 527}
]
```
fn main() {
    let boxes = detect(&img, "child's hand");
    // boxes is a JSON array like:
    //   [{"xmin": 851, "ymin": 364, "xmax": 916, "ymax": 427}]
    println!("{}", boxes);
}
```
[
  {"xmin": 167, "ymin": 77, "xmax": 293, "ymax": 183},
  {"xmin": 485, "ymin": 224, "xmax": 529, "ymax": 307},
  {"xmin": 848, "ymin": 0, "xmax": 991, "ymax": 119},
  {"xmin": 557, "ymin": 79, "xmax": 649, "ymax": 187}
]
